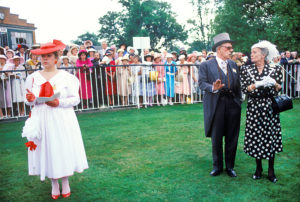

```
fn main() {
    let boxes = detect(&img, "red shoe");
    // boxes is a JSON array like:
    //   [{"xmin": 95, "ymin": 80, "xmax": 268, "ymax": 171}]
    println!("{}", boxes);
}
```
[
  {"xmin": 62, "ymin": 192, "xmax": 71, "ymax": 198},
  {"xmin": 51, "ymin": 194, "xmax": 60, "ymax": 200}
]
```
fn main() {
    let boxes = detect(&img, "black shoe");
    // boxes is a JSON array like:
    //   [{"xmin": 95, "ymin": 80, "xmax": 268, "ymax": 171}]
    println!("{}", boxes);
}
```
[
  {"xmin": 226, "ymin": 168, "xmax": 237, "ymax": 177},
  {"xmin": 253, "ymin": 170, "xmax": 262, "ymax": 180},
  {"xmin": 210, "ymin": 169, "xmax": 223, "ymax": 176},
  {"xmin": 267, "ymin": 175, "xmax": 278, "ymax": 183}
]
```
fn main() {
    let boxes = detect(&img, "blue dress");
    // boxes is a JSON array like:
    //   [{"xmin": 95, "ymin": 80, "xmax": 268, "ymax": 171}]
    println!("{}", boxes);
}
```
[{"xmin": 164, "ymin": 61, "xmax": 177, "ymax": 97}]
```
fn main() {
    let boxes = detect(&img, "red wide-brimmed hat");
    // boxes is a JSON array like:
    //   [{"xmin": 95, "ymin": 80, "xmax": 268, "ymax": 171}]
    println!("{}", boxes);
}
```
[{"xmin": 31, "ymin": 40, "xmax": 66, "ymax": 55}]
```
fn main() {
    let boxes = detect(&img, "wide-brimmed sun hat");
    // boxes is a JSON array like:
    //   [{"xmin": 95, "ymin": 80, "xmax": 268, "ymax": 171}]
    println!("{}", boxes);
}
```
[{"xmin": 31, "ymin": 40, "xmax": 66, "ymax": 55}]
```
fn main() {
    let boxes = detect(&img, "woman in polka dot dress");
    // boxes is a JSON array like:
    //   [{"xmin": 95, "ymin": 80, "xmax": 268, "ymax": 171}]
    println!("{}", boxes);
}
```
[{"xmin": 240, "ymin": 41, "xmax": 283, "ymax": 183}]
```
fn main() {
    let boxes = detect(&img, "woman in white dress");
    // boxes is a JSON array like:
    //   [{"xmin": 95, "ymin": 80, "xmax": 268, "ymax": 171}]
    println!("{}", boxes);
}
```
[
  {"xmin": 4, "ymin": 56, "xmax": 26, "ymax": 116},
  {"xmin": 22, "ymin": 40, "xmax": 88, "ymax": 199}
]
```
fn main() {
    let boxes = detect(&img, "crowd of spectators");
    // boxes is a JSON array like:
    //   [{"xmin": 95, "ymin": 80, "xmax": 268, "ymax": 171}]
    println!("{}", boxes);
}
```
[{"xmin": 0, "ymin": 40, "xmax": 299, "ymax": 119}]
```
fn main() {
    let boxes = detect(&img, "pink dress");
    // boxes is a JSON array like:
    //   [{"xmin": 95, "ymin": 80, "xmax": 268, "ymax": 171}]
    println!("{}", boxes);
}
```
[
  {"xmin": 76, "ymin": 59, "xmax": 93, "ymax": 99},
  {"xmin": 175, "ymin": 65, "xmax": 190, "ymax": 95},
  {"xmin": 154, "ymin": 62, "xmax": 165, "ymax": 95}
]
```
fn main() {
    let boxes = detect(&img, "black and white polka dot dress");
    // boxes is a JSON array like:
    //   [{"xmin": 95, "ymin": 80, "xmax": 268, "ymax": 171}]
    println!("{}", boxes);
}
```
[{"xmin": 240, "ymin": 64, "xmax": 283, "ymax": 159}]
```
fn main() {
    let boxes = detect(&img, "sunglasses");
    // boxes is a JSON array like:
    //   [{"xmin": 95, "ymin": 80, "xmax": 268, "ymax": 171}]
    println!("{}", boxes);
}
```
[{"xmin": 220, "ymin": 46, "xmax": 233, "ymax": 50}]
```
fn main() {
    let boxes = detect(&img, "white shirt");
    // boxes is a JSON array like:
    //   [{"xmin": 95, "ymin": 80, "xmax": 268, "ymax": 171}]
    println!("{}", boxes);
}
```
[{"xmin": 216, "ymin": 56, "xmax": 228, "ymax": 75}]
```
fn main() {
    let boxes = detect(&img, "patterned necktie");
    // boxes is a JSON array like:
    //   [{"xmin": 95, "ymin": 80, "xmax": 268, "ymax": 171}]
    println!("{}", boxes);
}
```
[{"xmin": 221, "ymin": 61, "xmax": 227, "ymax": 75}]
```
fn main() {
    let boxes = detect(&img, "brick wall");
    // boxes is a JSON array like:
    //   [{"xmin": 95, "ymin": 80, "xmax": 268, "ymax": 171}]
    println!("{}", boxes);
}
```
[{"xmin": 0, "ymin": 6, "xmax": 35, "ymax": 28}]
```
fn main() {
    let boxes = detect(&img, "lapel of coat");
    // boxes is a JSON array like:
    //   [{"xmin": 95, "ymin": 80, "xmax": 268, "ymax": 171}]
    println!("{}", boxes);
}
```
[{"xmin": 211, "ymin": 58, "xmax": 220, "ymax": 81}]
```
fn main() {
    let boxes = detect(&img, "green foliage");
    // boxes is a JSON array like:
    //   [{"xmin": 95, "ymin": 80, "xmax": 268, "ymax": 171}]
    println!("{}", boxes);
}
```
[
  {"xmin": 187, "ymin": 0, "xmax": 221, "ymax": 51},
  {"xmin": 97, "ymin": 0, "xmax": 188, "ymax": 49},
  {"xmin": 212, "ymin": 0, "xmax": 300, "ymax": 53},
  {"xmin": 0, "ymin": 101, "xmax": 300, "ymax": 200},
  {"xmin": 98, "ymin": 11, "xmax": 126, "ymax": 46},
  {"xmin": 72, "ymin": 32, "xmax": 101, "ymax": 46}
]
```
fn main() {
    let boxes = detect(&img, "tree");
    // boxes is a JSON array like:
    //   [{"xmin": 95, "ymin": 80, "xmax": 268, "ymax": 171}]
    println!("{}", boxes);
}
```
[
  {"xmin": 187, "ymin": 0, "xmax": 222, "ymax": 51},
  {"xmin": 98, "ymin": 11, "xmax": 126, "ymax": 46},
  {"xmin": 98, "ymin": 0, "xmax": 188, "ymax": 49},
  {"xmin": 72, "ymin": 32, "xmax": 101, "ymax": 46},
  {"xmin": 212, "ymin": 0, "xmax": 300, "ymax": 53}
]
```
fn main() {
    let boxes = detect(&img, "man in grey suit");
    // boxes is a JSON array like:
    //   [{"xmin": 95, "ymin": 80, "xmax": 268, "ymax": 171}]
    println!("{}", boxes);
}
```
[{"xmin": 199, "ymin": 33, "xmax": 242, "ymax": 177}]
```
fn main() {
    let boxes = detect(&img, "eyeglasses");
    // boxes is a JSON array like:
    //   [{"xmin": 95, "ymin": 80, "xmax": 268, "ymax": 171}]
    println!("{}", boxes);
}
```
[{"xmin": 220, "ymin": 46, "xmax": 233, "ymax": 50}]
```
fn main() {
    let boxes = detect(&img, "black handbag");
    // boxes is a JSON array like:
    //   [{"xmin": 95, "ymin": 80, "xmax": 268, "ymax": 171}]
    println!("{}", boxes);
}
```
[{"xmin": 271, "ymin": 95, "xmax": 293, "ymax": 114}]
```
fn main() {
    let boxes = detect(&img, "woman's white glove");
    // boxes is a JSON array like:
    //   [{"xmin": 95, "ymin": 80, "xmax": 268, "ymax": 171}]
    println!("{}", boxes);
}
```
[
  {"xmin": 255, "ymin": 80, "xmax": 266, "ymax": 88},
  {"xmin": 264, "ymin": 76, "xmax": 276, "ymax": 87}
]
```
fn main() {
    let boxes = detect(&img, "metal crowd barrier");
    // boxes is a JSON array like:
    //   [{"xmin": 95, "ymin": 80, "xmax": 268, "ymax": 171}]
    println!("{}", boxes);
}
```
[{"xmin": 0, "ymin": 63, "xmax": 299, "ymax": 121}]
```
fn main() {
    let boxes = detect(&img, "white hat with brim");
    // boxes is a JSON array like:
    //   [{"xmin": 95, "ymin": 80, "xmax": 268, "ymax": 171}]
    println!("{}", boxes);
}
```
[
  {"xmin": 60, "ymin": 56, "xmax": 69, "ymax": 61},
  {"xmin": 88, "ymin": 48, "xmax": 97, "ymax": 53},
  {"xmin": 0, "ymin": 55, "xmax": 7, "ymax": 60},
  {"xmin": 178, "ymin": 55, "xmax": 185, "ymax": 60},
  {"xmin": 166, "ymin": 53, "xmax": 173, "ymax": 58},
  {"xmin": 70, "ymin": 46, "xmax": 79, "ymax": 53},
  {"xmin": 8, "ymin": 56, "xmax": 24, "ymax": 64},
  {"xmin": 84, "ymin": 40, "xmax": 93, "ymax": 47},
  {"xmin": 121, "ymin": 55, "xmax": 129, "ymax": 61},
  {"xmin": 6, "ymin": 49, "xmax": 15, "ymax": 56}
]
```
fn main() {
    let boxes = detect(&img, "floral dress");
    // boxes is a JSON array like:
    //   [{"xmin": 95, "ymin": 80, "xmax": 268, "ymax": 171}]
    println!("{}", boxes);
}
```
[{"xmin": 240, "ymin": 64, "xmax": 283, "ymax": 159}]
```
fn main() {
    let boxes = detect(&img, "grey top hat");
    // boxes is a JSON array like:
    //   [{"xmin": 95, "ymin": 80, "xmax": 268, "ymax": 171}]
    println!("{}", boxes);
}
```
[{"xmin": 212, "ymin": 32, "xmax": 234, "ymax": 52}]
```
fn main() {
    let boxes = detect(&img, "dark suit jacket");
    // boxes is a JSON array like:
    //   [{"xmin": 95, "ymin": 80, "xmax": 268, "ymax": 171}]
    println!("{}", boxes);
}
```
[{"xmin": 198, "ymin": 58, "xmax": 242, "ymax": 137}]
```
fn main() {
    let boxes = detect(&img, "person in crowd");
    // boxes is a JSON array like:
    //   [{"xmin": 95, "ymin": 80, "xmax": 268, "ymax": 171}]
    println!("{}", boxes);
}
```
[
  {"xmin": 196, "ymin": 52, "xmax": 203, "ymax": 64},
  {"xmin": 280, "ymin": 51, "xmax": 294, "ymax": 65},
  {"xmin": 115, "ymin": 49, "xmax": 125, "ymax": 65},
  {"xmin": 179, "ymin": 47, "xmax": 188, "ymax": 59},
  {"xmin": 25, "ymin": 53, "xmax": 41, "ymax": 75},
  {"xmin": 119, "ymin": 43, "xmax": 128, "ymax": 55},
  {"xmin": 1, "ymin": 55, "xmax": 12, "ymax": 117},
  {"xmin": 60, "ymin": 56, "xmax": 74, "ymax": 74},
  {"xmin": 6, "ymin": 49, "xmax": 15, "ymax": 61},
  {"xmin": 171, "ymin": 51, "xmax": 178, "ymax": 62},
  {"xmin": 231, "ymin": 52, "xmax": 243, "ymax": 67},
  {"xmin": 88, "ymin": 48, "xmax": 97, "ymax": 61},
  {"xmin": 110, "ymin": 45, "xmax": 118, "ymax": 60},
  {"xmin": 127, "ymin": 47, "xmax": 137, "ymax": 55},
  {"xmin": 69, "ymin": 46, "xmax": 79, "ymax": 67},
  {"xmin": 102, "ymin": 51, "xmax": 117, "ymax": 106},
  {"xmin": 142, "ymin": 54, "xmax": 156, "ymax": 106},
  {"xmin": 153, "ymin": 53, "xmax": 165, "ymax": 106},
  {"xmin": 130, "ymin": 55, "xmax": 142, "ymax": 105},
  {"xmin": 0, "ymin": 55, "xmax": 7, "ymax": 118},
  {"xmin": 76, "ymin": 49, "xmax": 93, "ymax": 108},
  {"xmin": 291, "ymin": 51, "xmax": 297, "ymax": 61},
  {"xmin": 202, "ymin": 49, "xmax": 208, "ymax": 59},
  {"xmin": 116, "ymin": 55, "xmax": 131, "ymax": 106},
  {"xmin": 22, "ymin": 40, "xmax": 88, "ymax": 199},
  {"xmin": 3, "ymin": 56, "xmax": 26, "ymax": 116},
  {"xmin": 16, "ymin": 44, "xmax": 29, "ymax": 63},
  {"xmin": 91, "ymin": 52, "xmax": 107, "ymax": 107},
  {"xmin": 199, "ymin": 33, "xmax": 242, "ymax": 178},
  {"xmin": 164, "ymin": 53, "xmax": 177, "ymax": 105},
  {"xmin": 187, "ymin": 53, "xmax": 199, "ymax": 102},
  {"xmin": 240, "ymin": 40, "xmax": 283, "ymax": 183},
  {"xmin": 175, "ymin": 55, "xmax": 190, "ymax": 104},
  {"xmin": 84, "ymin": 40, "xmax": 93, "ymax": 49},
  {"xmin": 161, "ymin": 49, "xmax": 167, "ymax": 63},
  {"xmin": 79, "ymin": 45, "xmax": 86, "ymax": 50},
  {"xmin": 143, "ymin": 49, "xmax": 150, "ymax": 56},
  {"xmin": 99, "ymin": 40, "xmax": 109, "ymax": 59}
]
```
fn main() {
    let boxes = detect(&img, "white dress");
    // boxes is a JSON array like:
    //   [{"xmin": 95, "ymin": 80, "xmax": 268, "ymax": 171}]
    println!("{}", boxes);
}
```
[{"xmin": 22, "ymin": 70, "xmax": 88, "ymax": 181}]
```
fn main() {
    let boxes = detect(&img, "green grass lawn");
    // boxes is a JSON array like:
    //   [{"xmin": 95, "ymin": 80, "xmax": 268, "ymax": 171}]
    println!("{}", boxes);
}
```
[{"xmin": 0, "ymin": 100, "xmax": 300, "ymax": 201}]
